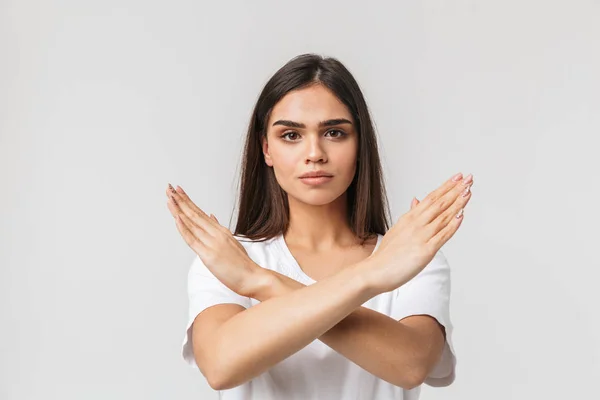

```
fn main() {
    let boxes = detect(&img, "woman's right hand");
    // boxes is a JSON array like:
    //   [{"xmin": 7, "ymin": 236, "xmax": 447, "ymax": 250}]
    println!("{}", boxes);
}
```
[{"xmin": 364, "ymin": 172, "xmax": 474, "ymax": 294}]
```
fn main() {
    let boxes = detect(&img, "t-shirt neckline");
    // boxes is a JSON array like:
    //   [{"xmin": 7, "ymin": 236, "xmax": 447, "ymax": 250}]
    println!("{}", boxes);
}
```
[{"xmin": 275, "ymin": 233, "xmax": 383, "ymax": 284}]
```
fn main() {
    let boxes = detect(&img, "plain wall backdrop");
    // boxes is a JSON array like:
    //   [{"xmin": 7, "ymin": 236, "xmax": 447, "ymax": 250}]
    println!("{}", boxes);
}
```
[{"xmin": 2, "ymin": 1, "xmax": 599, "ymax": 399}]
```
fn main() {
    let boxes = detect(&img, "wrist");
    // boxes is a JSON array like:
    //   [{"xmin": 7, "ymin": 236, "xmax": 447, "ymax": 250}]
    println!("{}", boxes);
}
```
[
  {"xmin": 354, "ymin": 256, "xmax": 384, "ymax": 296},
  {"xmin": 242, "ymin": 268, "xmax": 278, "ymax": 301}
]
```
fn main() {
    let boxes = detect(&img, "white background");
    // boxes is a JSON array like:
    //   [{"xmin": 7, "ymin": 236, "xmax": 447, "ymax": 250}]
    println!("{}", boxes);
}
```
[{"xmin": 2, "ymin": 1, "xmax": 599, "ymax": 399}]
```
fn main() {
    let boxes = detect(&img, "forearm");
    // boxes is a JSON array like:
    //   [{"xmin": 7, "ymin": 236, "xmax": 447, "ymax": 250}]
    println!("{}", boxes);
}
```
[
  {"xmin": 211, "ymin": 261, "xmax": 379, "ymax": 390},
  {"xmin": 254, "ymin": 269, "xmax": 427, "ymax": 389}
]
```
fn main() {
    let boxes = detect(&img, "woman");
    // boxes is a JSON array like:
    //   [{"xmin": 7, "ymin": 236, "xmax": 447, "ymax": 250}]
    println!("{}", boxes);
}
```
[{"xmin": 166, "ymin": 53, "xmax": 473, "ymax": 399}]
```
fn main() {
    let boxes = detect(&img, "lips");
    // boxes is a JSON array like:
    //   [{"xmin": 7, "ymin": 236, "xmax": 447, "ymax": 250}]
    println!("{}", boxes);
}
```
[
  {"xmin": 299, "ymin": 171, "xmax": 333, "ymax": 179},
  {"xmin": 299, "ymin": 175, "xmax": 333, "ymax": 185}
]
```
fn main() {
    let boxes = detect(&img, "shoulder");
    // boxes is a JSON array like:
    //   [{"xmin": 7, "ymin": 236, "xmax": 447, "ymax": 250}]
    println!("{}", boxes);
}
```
[{"xmin": 395, "ymin": 249, "xmax": 451, "ymax": 296}]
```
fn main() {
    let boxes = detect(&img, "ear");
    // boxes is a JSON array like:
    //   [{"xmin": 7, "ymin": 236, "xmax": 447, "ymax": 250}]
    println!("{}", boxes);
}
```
[{"xmin": 262, "ymin": 135, "xmax": 273, "ymax": 167}]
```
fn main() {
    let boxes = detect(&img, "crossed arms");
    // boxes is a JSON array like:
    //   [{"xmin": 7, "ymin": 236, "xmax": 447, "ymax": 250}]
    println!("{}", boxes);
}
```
[{"xmin": 191, "ymin": 260, "xmax": 448, "ymax": 391}]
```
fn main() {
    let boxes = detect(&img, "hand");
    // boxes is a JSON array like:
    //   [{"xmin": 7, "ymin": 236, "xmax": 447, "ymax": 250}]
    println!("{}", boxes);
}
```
[
  {"xmin": 165, "ymin": 184, "xmax": 265, "ymax": 297},
  {"xmin": 365, "ymin": 172, "xmax": 473, "ymax": 293}
]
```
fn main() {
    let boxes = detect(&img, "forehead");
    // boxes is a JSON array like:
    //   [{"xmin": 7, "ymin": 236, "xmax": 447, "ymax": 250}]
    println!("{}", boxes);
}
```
[{"xmin": 268, "ymin": 84, "xmax": 352, "ymax": 126}]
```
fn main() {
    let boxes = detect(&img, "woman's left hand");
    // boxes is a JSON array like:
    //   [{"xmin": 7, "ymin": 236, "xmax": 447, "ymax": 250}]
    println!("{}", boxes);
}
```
[{"xmin": 165, "ymin": 184, "xmax": 265, "ymax": 298}]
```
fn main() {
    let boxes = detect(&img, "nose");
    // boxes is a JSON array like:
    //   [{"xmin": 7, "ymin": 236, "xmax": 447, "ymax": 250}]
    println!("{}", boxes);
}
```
[{"xmin": 305, "ymin": 135, "xmax": 327, "ymax": 164}]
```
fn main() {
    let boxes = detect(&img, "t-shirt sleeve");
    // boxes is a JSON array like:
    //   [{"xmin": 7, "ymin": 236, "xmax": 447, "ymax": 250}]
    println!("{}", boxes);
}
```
[
  {"xmin": 181, "ymin": 254, "xmax": 253, "ymax": 369},
  {"xmin": 390, "ymin": 249, "xmax": 457, "ymax": 387}
]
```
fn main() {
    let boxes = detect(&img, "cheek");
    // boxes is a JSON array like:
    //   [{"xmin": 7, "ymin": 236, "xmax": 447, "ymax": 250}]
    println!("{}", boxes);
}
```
[
  {"xmin": 269, "ymin": 144, "xmax": 298, "ymax": 177},
  {"xmin": 332, "ymin": 145, "xmax": 358, "ymax": 174}
]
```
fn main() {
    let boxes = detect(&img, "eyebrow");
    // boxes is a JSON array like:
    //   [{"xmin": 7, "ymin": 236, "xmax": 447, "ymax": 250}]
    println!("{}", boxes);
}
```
[{"xmin": 271, "ymin": 118, "xmax": 353, "ymax": 128}]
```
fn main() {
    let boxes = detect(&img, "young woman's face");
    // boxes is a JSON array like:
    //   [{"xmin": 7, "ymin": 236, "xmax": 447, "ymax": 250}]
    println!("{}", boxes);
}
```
[{"xmin": 262, "ymin": 84, "xmax": 358, "ymax": 206}]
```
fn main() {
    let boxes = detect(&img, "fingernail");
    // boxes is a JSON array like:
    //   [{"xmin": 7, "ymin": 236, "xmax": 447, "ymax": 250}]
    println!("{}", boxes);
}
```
[
  {"xmin": 452, "ymin": 173, "xmax": 463, "ymax": 182},
  {"xmin": 168, "ymin": 183, "xmax": 175, "ymax": 192},
  {"xmin": 456, "ymin": 208, "xmax": 464, "ymax": 219},
  {"xmin": 462, "ymin": 185, "xmax": 471, "ymax": 197},
  {"xmin": 176, "ymin": 185, "xmax": 185, "ymax": 194},
  {"xmin": 462, "ymin": 174, "xmax": 473, "ymax": 185}
]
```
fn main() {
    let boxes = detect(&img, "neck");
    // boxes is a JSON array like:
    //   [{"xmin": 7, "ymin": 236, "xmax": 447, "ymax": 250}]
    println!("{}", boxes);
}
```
[{"xmin": 284, "ymin": 193, "xmax": 359, "ymax": 252}]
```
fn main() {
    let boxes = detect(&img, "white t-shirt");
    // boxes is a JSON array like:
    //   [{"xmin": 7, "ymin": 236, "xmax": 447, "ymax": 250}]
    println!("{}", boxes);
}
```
[{"xmin": 182, "ymin": 233, "xmax": 457, "ymax": 400}]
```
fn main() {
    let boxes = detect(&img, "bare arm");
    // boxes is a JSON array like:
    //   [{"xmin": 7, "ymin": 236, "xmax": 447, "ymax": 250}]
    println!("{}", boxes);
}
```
[
  {"xmin": 206, "ymin": 259, "xmax": 443, "ymax": 391},
  {"xmin": 252, "ymin": 268, "xmax": 446, "ymax": 390},
  {"xmin": 205, "ymin": 261, "xmax": 376, "ymax": 390},
  {"xmin": 170, "ymin": 174, "xmax": 468, "ymax": 390}
]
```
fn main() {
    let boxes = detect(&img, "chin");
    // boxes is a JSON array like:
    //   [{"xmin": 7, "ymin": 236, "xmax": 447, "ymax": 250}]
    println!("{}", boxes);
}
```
[
  {"xmin": 288, "ymin": 188, "xmax": 348, "ymax": 207},
  {"xmin": 295, "ymin": 197, "xmax": 336, "ymax": 206}
]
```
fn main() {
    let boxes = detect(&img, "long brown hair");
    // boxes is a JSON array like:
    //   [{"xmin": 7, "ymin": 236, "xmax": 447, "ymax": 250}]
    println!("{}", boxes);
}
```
[{"xmin": 232, "ymin": 53, "xmax": 391, "ymax": 243}]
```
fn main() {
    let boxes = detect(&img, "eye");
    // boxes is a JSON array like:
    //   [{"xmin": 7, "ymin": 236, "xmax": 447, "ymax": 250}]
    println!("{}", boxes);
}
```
[
  {"xmin": 280, "ymin": 129, "xmax": 347, "ymax": 142},
  {"xmin": 281, "ymin": 131, "xmax": 300, "ymax": 141},
  {"xmin": 325, "ymin": 129, "xmax": 346, "ymax": 138}
]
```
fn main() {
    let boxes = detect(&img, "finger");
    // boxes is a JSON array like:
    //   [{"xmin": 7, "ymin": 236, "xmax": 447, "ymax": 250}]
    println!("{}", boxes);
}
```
[
  {"xmin": 427, "ymin": 203, "xmax": 465, "ymax": 250},
  {"xmin": 410, "ymin": 197, "xmax": 419, "ymax": 210},
  {"xmin": 178, "ymin": 210, "xmax": 215, "ymax": 247},
  {"xmin": 173, "ymin": 213, "xmax": 209, "ymax": 257},
  {"xmin": 173, "ymin": 186, "xmax": 230, "ymax": 236},
  {"xmin": 173, "ymin": 185, "xmax": 213, "ymax": 221},
  {"xmin": 209, "ymin": 213, "xmax": 245, "ymax": 252},
  {"xmin": 167, "ymin": 196, "xmax": 212, "ymax": 240},
  {"xmin": 166, "ymin": 196, "xmax": 180, "ymax": 219},
  {"xmin": 166, "ymin": 184, "xmax": 211, "ymax": 221},
  {"xmin": 174, "ymin": 185, "xmax": 224, "ymax": 232},
  {"xmin": 166, "ymin": 185, "xmax": 219, "ymax": 236},
  {"xmin": 418, "ymin": 174, "xmax": 473, "ymax": 225},
  {"xmin": 426, "ymin": 184, "xmax": 473, "ymax": 239},
  {"xmin": 411, "ymin": 172, "xmax": 465, "ymax": 218}
]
